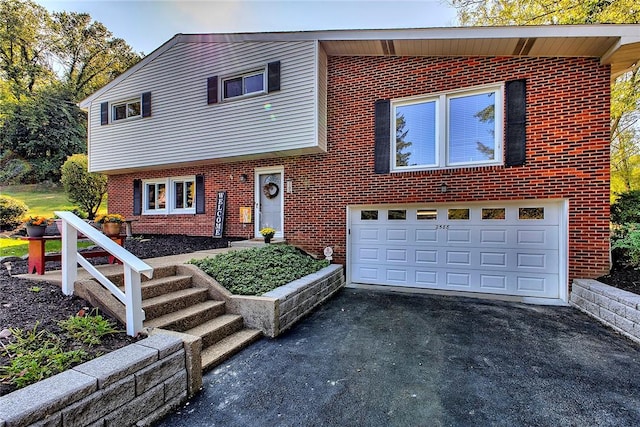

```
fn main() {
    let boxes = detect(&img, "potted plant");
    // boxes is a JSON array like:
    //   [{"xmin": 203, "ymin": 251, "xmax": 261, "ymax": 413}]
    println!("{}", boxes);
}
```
[
  {"xmin": 23, "ymin": 216, "xmax": 52, "ymax": 237},
  {"xmin": 260, "ymin": 227, "xmax": 276, "ymax": 244},
  {"xmin": 95, "ymin": 213, "xmax": 125, "ymax": 236}
]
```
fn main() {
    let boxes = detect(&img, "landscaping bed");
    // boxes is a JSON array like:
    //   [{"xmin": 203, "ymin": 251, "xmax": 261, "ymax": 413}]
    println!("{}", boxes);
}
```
[{"xmin": 0, "ymin": 234, "xmax": 234, "ymax": 396}]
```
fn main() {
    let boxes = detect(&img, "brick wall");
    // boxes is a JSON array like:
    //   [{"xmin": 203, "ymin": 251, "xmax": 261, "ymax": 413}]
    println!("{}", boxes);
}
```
[{"xmin": 106, "ymin": 55, "xmax": 611, "ymax": 281}]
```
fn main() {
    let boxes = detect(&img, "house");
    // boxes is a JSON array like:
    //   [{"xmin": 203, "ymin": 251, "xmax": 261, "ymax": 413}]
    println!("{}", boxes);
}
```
[{"xmin": 79, "ymin": 25, "xmax": 640, "ymax": 305}]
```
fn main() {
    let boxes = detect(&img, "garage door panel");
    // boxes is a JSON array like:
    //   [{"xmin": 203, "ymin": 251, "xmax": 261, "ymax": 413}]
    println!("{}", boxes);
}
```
[{"xmin": 387, "ymin": 228, "xmax": 408, "ymax": 241}]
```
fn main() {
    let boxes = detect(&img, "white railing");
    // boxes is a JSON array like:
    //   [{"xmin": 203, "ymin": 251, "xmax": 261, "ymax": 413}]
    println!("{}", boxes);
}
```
[{"xmin": 54, "ymin": 211, "xmax": 153, "ymax": 336}]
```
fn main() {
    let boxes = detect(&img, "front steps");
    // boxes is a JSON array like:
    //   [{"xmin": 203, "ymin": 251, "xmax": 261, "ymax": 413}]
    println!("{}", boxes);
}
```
[{"xmin": 92, "ymin": 265, "xmax": 261, "ymax": 371}]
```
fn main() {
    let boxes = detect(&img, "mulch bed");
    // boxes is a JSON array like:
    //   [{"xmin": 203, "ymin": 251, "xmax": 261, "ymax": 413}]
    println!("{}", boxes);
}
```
[{"xmin": 0, "ymin": 234, "xmax": 236, "ymax": 396}]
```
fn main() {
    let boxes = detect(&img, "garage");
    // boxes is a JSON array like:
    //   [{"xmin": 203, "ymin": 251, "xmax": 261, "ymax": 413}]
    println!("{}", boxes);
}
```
[{"xmin": 348, "ymin": 200, "xmax": 567, "ymax": 302}]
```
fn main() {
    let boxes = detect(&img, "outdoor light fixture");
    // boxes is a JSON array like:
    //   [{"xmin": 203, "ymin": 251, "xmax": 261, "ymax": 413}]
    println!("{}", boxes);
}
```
[
  {"xmin": 440, "ymin": 182, "xmax": 448, "ymax": 193},
  {"xmin": 239, "ymin": 174, "xmax": 248, "ymax": 183}
]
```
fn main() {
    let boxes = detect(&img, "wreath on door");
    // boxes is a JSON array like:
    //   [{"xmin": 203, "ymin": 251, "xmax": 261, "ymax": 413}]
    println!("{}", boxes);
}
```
[{"xmin": 263, "ymin": 175, "xmax": 280, "ymax": 199}]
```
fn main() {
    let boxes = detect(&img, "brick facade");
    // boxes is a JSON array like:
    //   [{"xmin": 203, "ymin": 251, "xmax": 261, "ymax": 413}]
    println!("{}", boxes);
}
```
[{"xmin": 106, "ymin": 55, "xmax": 611, "ymax": 281}]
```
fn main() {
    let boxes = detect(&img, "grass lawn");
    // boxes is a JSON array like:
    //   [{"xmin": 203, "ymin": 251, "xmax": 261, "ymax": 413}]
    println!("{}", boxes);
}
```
[
  {"xmin": 0, "ymin": 237, "xmax": 95, "ymax": 258},
  {"xmin": 1, "ymin": 184, "xmax": 107, "ymax": 218}
]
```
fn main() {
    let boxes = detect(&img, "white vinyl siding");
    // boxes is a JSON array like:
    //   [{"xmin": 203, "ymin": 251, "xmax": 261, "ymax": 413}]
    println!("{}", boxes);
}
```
[{"xmin": 88, "ymin": 41, "xmax": 324, "ymax": 173}]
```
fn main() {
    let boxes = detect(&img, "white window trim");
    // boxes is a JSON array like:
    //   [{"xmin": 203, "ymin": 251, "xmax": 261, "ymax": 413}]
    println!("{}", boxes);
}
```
[
  {"xmin": 142, "ymin": 176, "xmax": 197, "ymax": 215},
  {"xmin": 169, "ymin": 176, "xmax": 196, "ymax": 214},
  {"xmin": 391, "ymin": 84, "xmax": 504, "ymax": 172},
  {"xmin": 221, "ymin": 67, "xmax": 267, "ymax": 101},
  {"xmin": 110, "ymin": 96, "xmax": 142, "ymax": 123},
  {"xmin": 143, "ymin": 178, "xmax": 168, "ymax": 215}
]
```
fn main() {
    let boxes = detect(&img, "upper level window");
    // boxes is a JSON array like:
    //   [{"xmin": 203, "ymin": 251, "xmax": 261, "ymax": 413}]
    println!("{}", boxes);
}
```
[
  {"xmin": 392, "ymin": 86, "xmax": 503, "ymax": 171},
  {"xmin": 112, "ymin": 98, "xmax": 141, "ymax": 121},
  {"xmin": 223, "ymin": 70, "xmax": 265, "ymax": 100}
]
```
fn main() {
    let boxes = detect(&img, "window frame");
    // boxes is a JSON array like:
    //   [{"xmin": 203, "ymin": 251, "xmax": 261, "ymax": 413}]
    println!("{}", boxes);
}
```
[
  {"xmin": 221, "ymin": 68, "xmax": 266, "ymax": 101},
  {"xmin": 142, "ymin": 175, "xmax": 197, "ymax": 215},
  {"xmin": 391, "ymin": 84, "xmax": 504, "ymax": 172},
  {"xmin": 111, "ymin": 97, "xmax": 141, "ymax": 123},
  {"xmin": 169, "ymin": 176, "xmax": 196, "ymax": 214}
]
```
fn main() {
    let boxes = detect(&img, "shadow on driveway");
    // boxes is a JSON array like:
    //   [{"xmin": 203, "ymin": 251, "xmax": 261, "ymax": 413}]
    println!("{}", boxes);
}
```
[{"xmin": 157, "ymin": 289, "xmax": 640, "ymax": 426}]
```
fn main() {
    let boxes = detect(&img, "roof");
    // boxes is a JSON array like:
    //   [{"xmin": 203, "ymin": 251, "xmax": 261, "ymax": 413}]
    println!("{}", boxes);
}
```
[{"xmin": 80, "ymin": 24, "xmax": 640, "ymax": 108}]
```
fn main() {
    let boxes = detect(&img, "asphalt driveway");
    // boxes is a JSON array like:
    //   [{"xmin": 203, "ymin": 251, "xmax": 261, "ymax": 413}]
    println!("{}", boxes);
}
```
[{"xmin": 157, "ymin": 289, "xmax": 640, "ymax": 427}]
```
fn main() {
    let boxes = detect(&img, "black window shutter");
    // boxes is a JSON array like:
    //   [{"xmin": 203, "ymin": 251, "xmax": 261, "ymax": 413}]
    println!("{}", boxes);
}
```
[
  {"xmin": 267, "ymin": 61, "xmax": 281, "ymax": 93},
  {"xmin": 195, "ymin": 175, "xmax": 205, "ymax": 214},
  {"xmin": 141, "ymin": 92, "xmax": 152, "ymax": 117},
  {"xmin": 374, "ymin": 99, "xmax": 391, "ymax": 174},
  {"xmin": 207, "ymin": 76, "xmax": 218, "ymax": 104},
  {"xmin": 505, "ymin": 79, "xmax": 526, "ymax": 166},
  {"xmin": 133, "ymin": 179, "xmax": 142, "ymax": 216},
  {"xmin": 100, "ymin": 102, "xmax": 108, "ymax": 125}
]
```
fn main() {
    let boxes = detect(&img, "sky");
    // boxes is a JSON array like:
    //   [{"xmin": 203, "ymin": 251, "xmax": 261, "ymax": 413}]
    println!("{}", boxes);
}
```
[{"xmin": 35, "ymin": 0, "xmax": 459, "ymax": 54}]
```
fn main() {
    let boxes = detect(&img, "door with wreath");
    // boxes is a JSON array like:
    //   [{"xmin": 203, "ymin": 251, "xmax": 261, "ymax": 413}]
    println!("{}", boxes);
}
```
[{"xmin": 256, "ymin": 169, "xmax": 283, "ymax": 238}]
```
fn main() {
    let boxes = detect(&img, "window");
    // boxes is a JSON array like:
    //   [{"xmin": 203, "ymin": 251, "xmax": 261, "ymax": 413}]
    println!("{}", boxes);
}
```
[
  {"xmin": 482, "ymin": 208, "xmax": 506, "ymax": 220},
  {"xmin": 361, "ymin": 210, "xmax": 379, "ymax": 220},
  {"xmin": 448, "ymin": 208, "xmax": 470, "ymax": 220},
  {"xmin": 417, "ymin": 209, "xmax": 438, "ymax": 220},
  {"xmin": 392, "ymin": 86, "xmax": 503, "ymax": 170},
  {"xmin": 519, "ymin": 207, "xmax": 544, "ymax": 220},
  {"xmin": 388, "ymin": 210, "xmax": 407, "ymax": 220},
  {"xmin": 112, "ymin": 98, "xmax": 141, "ymax": 121},
  {"xmin": 223, "ymin": 70, "xmax": 265, "ymax": 100},
  {"xmin": 143, "ymin": 176, "xmax": 196, "ymax": 214}
]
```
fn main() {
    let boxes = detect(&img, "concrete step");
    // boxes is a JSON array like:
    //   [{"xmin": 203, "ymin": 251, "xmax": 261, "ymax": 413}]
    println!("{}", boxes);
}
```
[
  {"xmin": 185, "ymin": 314, "xmax": 244, "ymax": 348},
  {"xmin": 138, "ymin": 274, "xmax": 193, "ymax": 299},
  {"xmin": 201, "ymin": 329, "xmax": 262, "ymax": 371},
  {"xmin": 144, "ymin": 300, "xmax": 226, "ymax": 331},
  {"xmin": 142, "ymin": 287, "xmax": 211, "ymax": 320}
]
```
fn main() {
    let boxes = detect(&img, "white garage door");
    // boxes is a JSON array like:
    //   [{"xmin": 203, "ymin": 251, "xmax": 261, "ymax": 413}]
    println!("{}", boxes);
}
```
[{"xmin": 349, "ymin": 201, "xmax": 565, "ymax": 299}]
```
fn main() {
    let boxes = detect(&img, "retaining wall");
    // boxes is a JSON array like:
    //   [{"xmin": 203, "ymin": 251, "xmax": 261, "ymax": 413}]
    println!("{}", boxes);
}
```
[
  {"xmin": 222, "ymin": 264, "xmax": 345, "ymax": 337},
  {"xmin": 571, "ymin": 279, "xmax": 640, "ymax": 344},
  {"xmin": 0, "ymin": 334, "xmax": 192, "ymax": 427}
]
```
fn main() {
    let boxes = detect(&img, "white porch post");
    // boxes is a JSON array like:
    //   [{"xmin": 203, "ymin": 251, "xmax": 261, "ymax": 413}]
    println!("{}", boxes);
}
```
[
  {"xmin": 123, "ymin": 266, "xmax": 145, "ymax": 336},
  {"xmin": 60, "ymin": 220, "xmax": 78, "ymax": 296}
]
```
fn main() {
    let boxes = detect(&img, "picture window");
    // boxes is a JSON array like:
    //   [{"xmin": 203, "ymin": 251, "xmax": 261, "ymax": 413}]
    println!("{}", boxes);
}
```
[{"xmin": 392, "ymin": 85, "xmax": 503, "ymax": 171}]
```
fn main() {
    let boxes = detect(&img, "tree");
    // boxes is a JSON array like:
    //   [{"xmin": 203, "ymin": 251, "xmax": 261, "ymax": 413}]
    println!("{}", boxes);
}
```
[
  {"xmin": 449, "ymin": 0, "xmax": 640, "ymax": 191},
  {"xmin": 60, "ymin": 154, "xmax": 107, "ymax": 220},
  {"xmin": 395, "ymin": 112, "xmax": 412, "ymax": 166},
  {"xmin": 49, "ymin": 11, "xmax": 141, "ymax": 100},
  {"xmin": 0, "ymin": 84, "xmax": 86, "ymax": 182},
  {"xmin": 0, "ymin": 2, "xmax": 142, "ymax": 184},
  {"xmin": 0, "ymin": 0, "xmax": 53, "ymax": 98}
]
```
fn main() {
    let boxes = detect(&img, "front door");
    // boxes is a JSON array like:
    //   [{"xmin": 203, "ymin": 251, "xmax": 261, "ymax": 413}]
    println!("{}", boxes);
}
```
[{"xmin": 255, "ymin": 168, "xmax": 284, "ymax": 238}]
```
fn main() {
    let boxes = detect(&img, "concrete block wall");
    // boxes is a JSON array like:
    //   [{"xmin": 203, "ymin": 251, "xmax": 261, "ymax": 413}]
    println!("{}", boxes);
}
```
[
  {"xmin": 0, "ymin": 334, "xmax": 190, "ymax": 427},
  {"xmin": 571, "ymin": 279, "xmax": 640, "ymax": 344},
  {"xmin": 264, "ymin": 264, "xmax": 345, "ymax": 334}
]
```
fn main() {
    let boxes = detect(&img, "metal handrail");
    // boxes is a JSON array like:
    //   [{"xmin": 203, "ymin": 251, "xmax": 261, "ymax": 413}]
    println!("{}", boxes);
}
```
[{"xmin": 54, "ymin": 211, "xmax": 153, "ymax": 336}]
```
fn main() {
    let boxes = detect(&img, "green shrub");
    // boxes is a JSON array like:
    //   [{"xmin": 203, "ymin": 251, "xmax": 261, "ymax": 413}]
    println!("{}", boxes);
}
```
[
  {"xmin": 59, "ymin": 309, "xmax": 120, "ymax": 345},
  {"xmin": 0, "ymin": 323, "xmax": 87, "ymax": 388},
  {"xmin": 60, "ymin": 154, "xmax": 107, "ymax": 220},
  {"xmin": 612, "ymin": 224, "xmax": 640, "ymax": 268},
  {"xmin": 0, "ymin": 194, "xmax": 28, "ymax": 230},
  {"xmin": 191, "ymin": 245, "xmax": 329, "ymax": 295},
  {"xmin": 611, "ymin": 190, "xmax": 640, "ymax": 225}
]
